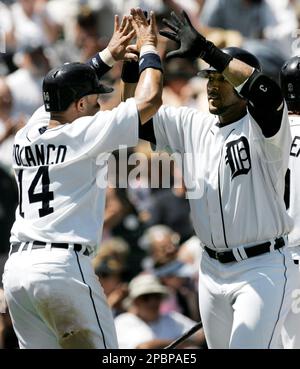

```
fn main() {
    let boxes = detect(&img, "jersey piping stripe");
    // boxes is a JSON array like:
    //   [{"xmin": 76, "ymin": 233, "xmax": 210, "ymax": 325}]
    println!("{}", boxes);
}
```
[
  {"xmin": 225, "ymin": 129, "xmax": 236, "ymax": 141},
  {"xmin": 210, "ymin": 234, "xmax": 216, "ymax": 249},
  {"xmin": 45, "ymin": 125, "xmax": 67, "ymax": 132},
  {"xmin": 26, "ymin": 132, "xmax": 32, "ymax": 142},
  {"xmin": 217, "ymin": 128, "xmax": 236, "ymax": 249},
  {"xmin": 74, "ymin": 251, "xmax": 108, "ymax": 349},
  {"xmin": 267, "ymin": 249, "xmax": 287, "ymax": 348},
  {"xmin": 218, "ymin": 149, "xmax": 229, "ymax": 248}
]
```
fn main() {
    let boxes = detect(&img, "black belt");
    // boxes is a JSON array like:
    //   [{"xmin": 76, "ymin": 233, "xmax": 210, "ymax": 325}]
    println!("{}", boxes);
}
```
[
  {"xmin": 204, "ymin": 237, "xmax": 285, "ymax": 263},
  {"xmin": 10, "ymin": 241, "xmax": 90, "ymax": 256}
]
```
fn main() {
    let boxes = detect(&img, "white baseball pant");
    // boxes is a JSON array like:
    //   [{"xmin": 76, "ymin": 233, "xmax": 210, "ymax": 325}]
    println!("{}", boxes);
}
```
[
  {"xmin": 198, "ymin": 247, "xmax": 298, "ymax": 349},
  {"xmin": 2, "ymin": 246, "xmax": 118, "ymax": 349},
  {"xmin": 280, "ymin": 257, "xmax": 300, "ymax": 349}
]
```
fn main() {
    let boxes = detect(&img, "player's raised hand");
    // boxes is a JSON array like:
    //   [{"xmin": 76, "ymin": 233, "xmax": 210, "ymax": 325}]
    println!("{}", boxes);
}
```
[
  {"xmin": 130, "ymin": 8, "xmax": 158, "ymax": 53},
  {"xmin": 107, "ymin": 15, "xmax": 136, "ymax": 62},
  {"xmin": 159, "ymin": 11, "xmax": 208, "ymax": 60}
]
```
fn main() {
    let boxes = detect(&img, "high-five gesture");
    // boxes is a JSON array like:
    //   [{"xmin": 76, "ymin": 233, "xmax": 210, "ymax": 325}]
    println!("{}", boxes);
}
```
[
  {"xmin": 130, "ymin": 8, "xmax": 158, "ymax": 53},
  {"xmin": 160, "ymin": 10, "xmax": 233, "ymax": 73},
  {"xmin": 107, "ymin": 15, "xmax": 136, "ymax": 61},
  {"xmin": 160, "ymin": 11, "xmax": 209, "ymax": 60},
  {"xmin": 122, "ymin": 8, "xmax": 163, "ymax": 124}
]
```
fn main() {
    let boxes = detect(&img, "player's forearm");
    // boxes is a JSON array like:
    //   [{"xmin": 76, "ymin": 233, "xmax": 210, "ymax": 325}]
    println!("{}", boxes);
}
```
[
  {"xmin": 135, "ymin": 68, "xmax": 163, "ymax": 124},
  {"xmin": 130, "ymin": 9, "xmax": 163, "ymax": 123},
  {"xmin": 222, "ymin": 58, "xmax": 254, "ymax": 87}
]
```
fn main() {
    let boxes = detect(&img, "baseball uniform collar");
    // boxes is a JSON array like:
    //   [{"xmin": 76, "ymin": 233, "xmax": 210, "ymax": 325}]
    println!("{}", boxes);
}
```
[{"xmin": 215, "ymin": 111, "xmax": 247, "ymax": 128}]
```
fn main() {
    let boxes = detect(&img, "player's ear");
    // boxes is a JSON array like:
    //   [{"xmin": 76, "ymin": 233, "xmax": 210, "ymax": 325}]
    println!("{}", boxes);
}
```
[{"xmin": 75, "ymin": 97, "xmax": 86, "ymax": 112}]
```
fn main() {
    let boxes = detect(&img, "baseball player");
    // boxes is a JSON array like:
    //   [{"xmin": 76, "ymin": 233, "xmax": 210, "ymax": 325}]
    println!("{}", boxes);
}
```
[
  {"xmin": 2, "ymin": 9, "xmax": 163, "ymax": 349},
  {"xmin": 279, "ymin": 56, "xmax": 300, "ymax": 349},
  {"xmin": 123, "ymin": 11, "xmax": 299, "ymax": 348}
]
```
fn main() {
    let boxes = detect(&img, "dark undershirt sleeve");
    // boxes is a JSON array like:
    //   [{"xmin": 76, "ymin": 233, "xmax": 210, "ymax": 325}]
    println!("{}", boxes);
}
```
[
  {"xmin": 138, "ymin": 117, "xmax": 156, "ymax": 145},
  {"xmin": 239, "ymin": 70, "xmax": 284, "ymax": 138}
]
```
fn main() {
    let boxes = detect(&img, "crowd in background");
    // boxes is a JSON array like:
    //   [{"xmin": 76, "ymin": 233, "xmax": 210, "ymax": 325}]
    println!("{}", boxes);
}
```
[{"xmin": 0, "ymin": 0, "xmax": 300, "ymax": 349}]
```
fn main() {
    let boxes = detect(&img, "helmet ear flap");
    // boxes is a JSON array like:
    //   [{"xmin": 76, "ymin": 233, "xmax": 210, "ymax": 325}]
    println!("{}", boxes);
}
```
[{"xmin": 280, "ymin": 56, "xmax": 300, "ymax": 112}]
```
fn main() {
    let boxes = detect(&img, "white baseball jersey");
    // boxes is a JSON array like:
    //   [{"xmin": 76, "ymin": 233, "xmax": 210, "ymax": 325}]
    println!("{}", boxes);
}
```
[
  {"xmin": 10, "ymin": 98, "xmax": 139, "ymax": 253},
  {"xmin": 153, "ymin": 104, "xmax": 292, "ymax": 250},
  {"xmin": 280, "ymin": 115, "xmax": 300, "ymax": 350},
  {"xmin": 152, "ymin": 103, "xmax": 299, "ymax": 349},
  {"xmin": 287, "ymin": 115, "xmax": 300, "ymax": 257}
]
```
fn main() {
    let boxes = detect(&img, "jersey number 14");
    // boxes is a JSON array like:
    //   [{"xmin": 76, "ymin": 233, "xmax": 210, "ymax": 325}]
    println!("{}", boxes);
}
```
[{"xmin": 17, "ymin": 166, "xmax": 54, "ymax": 218}]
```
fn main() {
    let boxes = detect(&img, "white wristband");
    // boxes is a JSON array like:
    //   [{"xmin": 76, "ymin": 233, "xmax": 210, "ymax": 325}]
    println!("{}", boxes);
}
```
[
  {"xmin": 140, "ymin": 45, "xmax": 158, "ymax": 57},
  {"xmin": 99, "ymin": 48, "xmax": 115, "ymax": 67}
]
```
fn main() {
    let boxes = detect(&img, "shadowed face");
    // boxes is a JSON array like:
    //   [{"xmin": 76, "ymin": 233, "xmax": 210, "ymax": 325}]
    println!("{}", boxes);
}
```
[
  {"xmin": 82, "ymin": 94, "xmax": 101, "ymax": 116},
  {"xmin": 206, "ymin": 72, "xmax": 246, "ymax": 118},
  {"xmin": 133, "ymin": 293, "xmax": 164, "ymax": 322}
]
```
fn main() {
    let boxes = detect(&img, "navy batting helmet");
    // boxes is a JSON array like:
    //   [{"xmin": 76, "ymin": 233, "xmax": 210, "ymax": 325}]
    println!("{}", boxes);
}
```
[
  {"xmin": 42, "ymin": 62, "xmax": 113, "ymax": 112},
  {"xmin": 280, "ymin": 56, "xmax": 300, "ymax": 112},
  {"xmin": 198, "ymin": 47, "xmax": 261, "ymax": 78}
]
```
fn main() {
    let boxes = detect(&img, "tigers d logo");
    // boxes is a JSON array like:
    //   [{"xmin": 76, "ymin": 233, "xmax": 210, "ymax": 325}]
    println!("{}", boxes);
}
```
[{"xmin": 225, "ymin": 137, "xmax": 251, "ymax": 179}]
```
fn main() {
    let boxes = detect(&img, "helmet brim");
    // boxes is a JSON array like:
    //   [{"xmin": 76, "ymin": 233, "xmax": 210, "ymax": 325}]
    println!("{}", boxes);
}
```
[{"xmin": 197, "ymin": 66, "xmax": 218, "ymax": 78}]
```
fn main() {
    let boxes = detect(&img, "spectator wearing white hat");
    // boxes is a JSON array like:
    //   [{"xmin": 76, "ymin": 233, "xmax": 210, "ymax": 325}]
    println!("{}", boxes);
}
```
[{"xmin": 114, "ymin": 273, "xmax": 206, "ymax": 349}]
